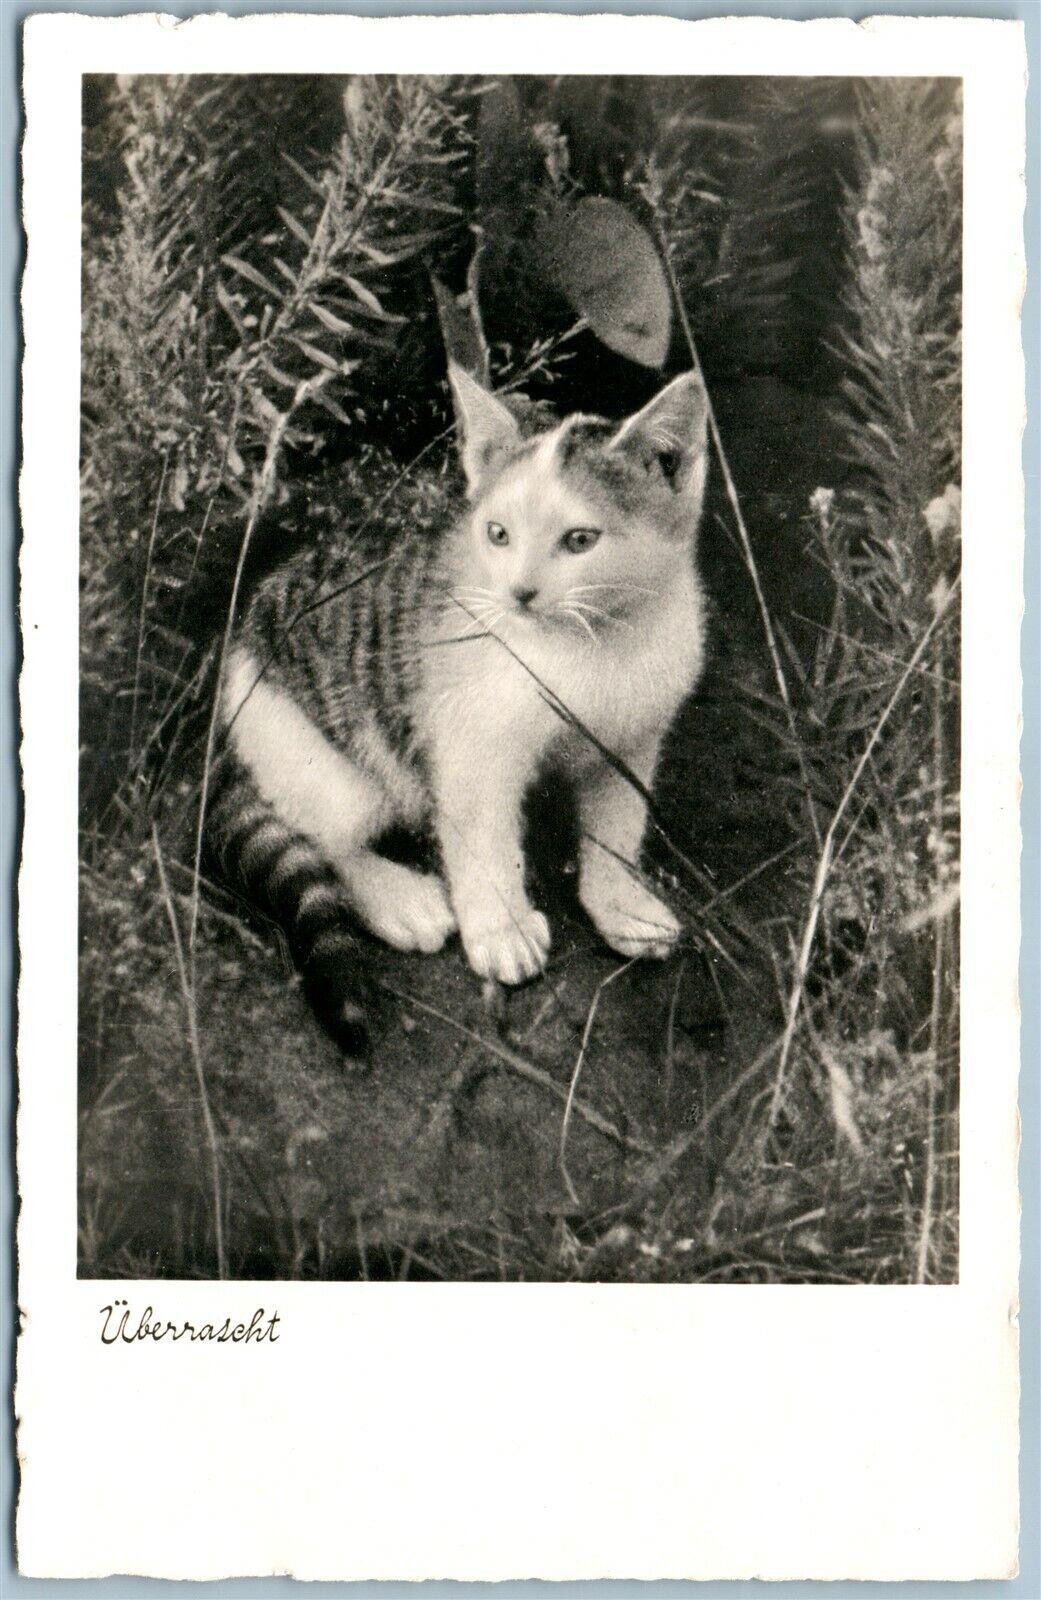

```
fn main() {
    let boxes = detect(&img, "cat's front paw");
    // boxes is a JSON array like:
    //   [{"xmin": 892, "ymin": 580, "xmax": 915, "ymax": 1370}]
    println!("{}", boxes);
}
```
[
  {"xmin": 581, "ymin": 876, "xmax": 682, "ymax": 960},
  {"xmin": 460, "ymin": 907, "xmax": 551, "ymax": 986}
]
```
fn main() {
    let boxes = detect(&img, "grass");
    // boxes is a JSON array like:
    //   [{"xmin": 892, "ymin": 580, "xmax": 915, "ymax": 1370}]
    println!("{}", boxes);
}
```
[{"xmin": 77, "ymin": 74, "xmax": 960, "ymax": 1286}]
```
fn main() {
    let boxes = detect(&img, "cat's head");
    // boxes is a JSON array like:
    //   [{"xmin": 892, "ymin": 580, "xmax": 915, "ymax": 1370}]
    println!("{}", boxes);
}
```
[{"xmin": 447, "ymin": 363, "xmax": 709, "ymax": 637}]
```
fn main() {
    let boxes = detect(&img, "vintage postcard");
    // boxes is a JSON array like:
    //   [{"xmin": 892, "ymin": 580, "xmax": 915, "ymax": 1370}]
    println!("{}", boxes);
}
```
[{"xmin": 17, "ymin": 11, "xmax": 1023, "ymax": 1581}]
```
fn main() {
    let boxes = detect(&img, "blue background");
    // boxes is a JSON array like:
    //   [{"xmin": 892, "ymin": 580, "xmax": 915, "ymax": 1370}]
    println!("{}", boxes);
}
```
[{"xmin": 2, "ymin": 0, "xmax": 1036, "ymax": 1593}]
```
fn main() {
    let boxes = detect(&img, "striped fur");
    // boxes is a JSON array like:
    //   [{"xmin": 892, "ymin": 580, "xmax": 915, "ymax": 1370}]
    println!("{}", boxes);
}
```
[
  {"xmin": 211, "ymin": 369, "xmax": 711, "ymax": 1062},
  {"xmin": 210, "ymin": 522, "xmax": 443, "ymax": 1065},
  {"xmin": 206, "ymin": 751, "xmax": 372, "ymax": 1061}
]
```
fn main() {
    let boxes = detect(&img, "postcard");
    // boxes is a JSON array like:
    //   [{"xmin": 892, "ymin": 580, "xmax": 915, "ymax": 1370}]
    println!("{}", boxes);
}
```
[{"xmin": 17, "ymin": 11, "xmax": 1024, "ymax": 1580}]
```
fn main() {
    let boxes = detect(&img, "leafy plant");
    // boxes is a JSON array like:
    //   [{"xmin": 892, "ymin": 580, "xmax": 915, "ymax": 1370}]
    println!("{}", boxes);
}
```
[
  {"xmin": 78, "ymin": 74, "xmax": 962, "ymax": 1285},
  {"xmin": 81, "ymin": 74, "xmax": 469, "ymax": 824},
  {"xmin": 538, "ymin": 195, "xmax": 671, "ymax": 367},
  {"xmin": 750, "ymin": 78, "xmax": 962, "ymax": 1281}
]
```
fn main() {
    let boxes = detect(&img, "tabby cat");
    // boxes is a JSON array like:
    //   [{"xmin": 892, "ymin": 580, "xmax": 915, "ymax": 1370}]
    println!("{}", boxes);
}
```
[{"xmin": 209, "ymin": 364, "xmax": 710, "ymax": 1062}]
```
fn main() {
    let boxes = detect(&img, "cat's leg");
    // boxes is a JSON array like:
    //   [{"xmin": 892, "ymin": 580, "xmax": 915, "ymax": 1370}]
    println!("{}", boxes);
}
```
[
  {"xmin": 224, "ymin": 648, "xmax": 454, "ymax": 954},
  {"xmin": 338, "ymin": 854, "xmax": 456, "ymax": 955},
  {"xmin": 434, "ymin": 740, "xmax": 550, "ymax": 986},
  {"xmin": 330, "ymin": 728, "xmax": 456, "ymax": 954},
  {"xmin": 577, "ymin": 735, "xmax": 681, "ymax": 959}
]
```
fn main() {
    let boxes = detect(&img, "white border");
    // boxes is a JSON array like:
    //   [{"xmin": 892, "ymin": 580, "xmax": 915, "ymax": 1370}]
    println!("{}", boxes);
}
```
[{"xmin": 18, "ymin": 13, "xmax": 1024, "ymax": 1581}]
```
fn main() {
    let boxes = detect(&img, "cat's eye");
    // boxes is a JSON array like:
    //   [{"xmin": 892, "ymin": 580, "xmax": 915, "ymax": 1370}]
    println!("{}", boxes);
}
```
[
  {"xmin": 561, "ymin": 527, "xmax": 601, "ymax": 555},
  {"xmin": 486, "ymin": 521, "xmax": 510, "ymax": 547}
]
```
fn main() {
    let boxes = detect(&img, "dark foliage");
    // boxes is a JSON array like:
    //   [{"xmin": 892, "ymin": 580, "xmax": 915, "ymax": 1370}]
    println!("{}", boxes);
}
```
[{"xmin": 79, "ymin": 75, "xmax": 960, "ymax": 1283}]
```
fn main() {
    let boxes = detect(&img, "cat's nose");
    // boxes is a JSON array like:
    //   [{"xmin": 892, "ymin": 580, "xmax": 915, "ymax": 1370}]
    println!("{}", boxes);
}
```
[{"xmin": 511, "ymin": 585, "xmax": 539, "ymax": 608}]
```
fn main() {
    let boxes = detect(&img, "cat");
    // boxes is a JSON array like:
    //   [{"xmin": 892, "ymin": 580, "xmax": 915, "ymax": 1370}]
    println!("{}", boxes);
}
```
[{"xmin": 208, "ymin": 363, "xmax": 710, "ymax": 1063}]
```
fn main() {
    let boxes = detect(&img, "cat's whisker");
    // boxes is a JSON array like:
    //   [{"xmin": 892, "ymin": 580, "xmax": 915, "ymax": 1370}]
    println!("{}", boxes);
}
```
[
  {"xmin": 568, "ymin": 583, "xmax": 659, "ymax": 598},
  {"xmin": 559, "ymin": 605, "xmax": 599, "ymax": 645},
  {"xmin": 452, "ymin": 594, "xmax": 502, "ymax": 630},
  {"xmin": 566, "ymin": 598, "xmax": 635, "ymax": 634},
  {"xmin": 459, "ymin": 597, "xmax": 509, "ymax": 637}
]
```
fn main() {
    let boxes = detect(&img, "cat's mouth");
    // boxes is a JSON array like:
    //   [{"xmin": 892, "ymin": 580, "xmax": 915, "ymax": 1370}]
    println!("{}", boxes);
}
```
[
  {"xmin": 476, "ymin": 596, "xmax": 544, "ymax": 626},
  {"xmin": 451, "ymin": 593, "xmax": 588, "ymax": 642}
]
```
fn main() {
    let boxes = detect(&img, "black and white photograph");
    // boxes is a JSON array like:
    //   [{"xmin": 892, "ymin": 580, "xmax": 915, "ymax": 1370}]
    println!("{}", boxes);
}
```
[
  {"xmin": 75, "ymin": 67, "xmax": 966, "ymax": 1285},
  {"xmin": 17, "ymin": 12, "xmax": 1024, "ymax": 1583}
]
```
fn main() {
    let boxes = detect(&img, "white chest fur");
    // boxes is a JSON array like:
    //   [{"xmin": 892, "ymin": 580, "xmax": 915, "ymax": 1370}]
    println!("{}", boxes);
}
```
[{"xmin": 421, "ymin": 572, "xmax": 706, "ymax": 776}]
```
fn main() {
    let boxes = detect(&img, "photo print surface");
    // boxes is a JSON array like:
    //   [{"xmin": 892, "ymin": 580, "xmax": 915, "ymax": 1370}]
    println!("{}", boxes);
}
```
[{"xmin": 78, "ymin": 72, "xmax": 963, "ymax": 1285}]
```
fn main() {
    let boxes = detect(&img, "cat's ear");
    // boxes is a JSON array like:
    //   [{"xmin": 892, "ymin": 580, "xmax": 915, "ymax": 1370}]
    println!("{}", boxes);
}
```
[
  {"xmin": 608, "ymin": 372, "xmax": 709, "ymax": 505},
  {"xmin": 448, "ymin": 361, "xmax": 521, "ymax": 495}
]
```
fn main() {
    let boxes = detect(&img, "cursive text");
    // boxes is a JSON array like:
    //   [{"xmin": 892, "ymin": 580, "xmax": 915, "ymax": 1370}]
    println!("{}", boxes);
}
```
[{"xmin": 99, "ymin": 1300, "xmax": 280, "ymax": 1346}]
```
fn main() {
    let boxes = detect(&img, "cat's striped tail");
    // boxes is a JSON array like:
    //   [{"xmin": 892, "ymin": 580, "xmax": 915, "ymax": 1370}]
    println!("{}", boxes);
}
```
[{"xmin": 205, "ymin": 752, "xmax": 371, "ymax": 1066}]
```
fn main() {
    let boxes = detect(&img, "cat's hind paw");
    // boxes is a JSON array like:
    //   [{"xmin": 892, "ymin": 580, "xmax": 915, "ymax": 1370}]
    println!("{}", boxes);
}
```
[
  {"xmin": 344, "ymin": 856, "xmax": 457, "ymax": 955},
  {"xmin": 462, "ymin": 908, "xmax": 551, "ymax": 986},
  {"xmin": 582, "ymin": 879, "xmax": 682, "ymax": 961}
]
